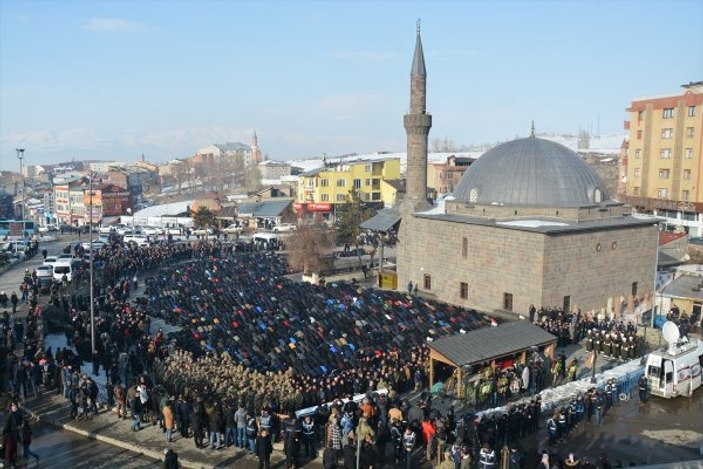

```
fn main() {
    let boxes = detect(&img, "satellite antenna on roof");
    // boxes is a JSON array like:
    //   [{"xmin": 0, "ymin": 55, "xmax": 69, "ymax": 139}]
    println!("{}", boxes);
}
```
[{"xmin": 661, "ymin": 321, "xmax": 680, "ymax": 355}]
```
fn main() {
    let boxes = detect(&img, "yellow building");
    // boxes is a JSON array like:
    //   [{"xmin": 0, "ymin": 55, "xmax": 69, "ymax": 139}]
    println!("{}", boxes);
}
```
[
  {"xmin": 294, "ymin": 158, "xmax": 401, "ymax": 219},
  {"xmin": 624, "ymin": 81, "xmax": 703, "ymax": 235}
]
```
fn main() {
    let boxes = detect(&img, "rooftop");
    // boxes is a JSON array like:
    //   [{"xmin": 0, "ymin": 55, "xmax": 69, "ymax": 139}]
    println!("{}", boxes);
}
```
[
  {"xmin": 429, "ymin": 320, "xmax": 557, "ymax": 367},
  {"xmin": 415, "ymin": 212, "xmax": 657, "ymax": 234}
]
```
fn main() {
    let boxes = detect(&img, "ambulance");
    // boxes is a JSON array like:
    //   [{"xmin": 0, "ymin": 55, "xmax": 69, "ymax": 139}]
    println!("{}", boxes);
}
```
[{"xmin": 645, "ymin": 321, "xmax": 703, "ymax": 398}]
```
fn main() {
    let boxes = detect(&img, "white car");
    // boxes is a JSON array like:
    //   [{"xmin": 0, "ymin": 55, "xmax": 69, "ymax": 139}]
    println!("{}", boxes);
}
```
[
  {"xmin": 222, "ymin": 224, "xmax": 242, "ymax": 234},
  {"xmin": 81, "ymin": 240, "xmax": 105, "ymax": 251},
  {"xmin": 57, "ymin": 253, "xmax": 74, "ymax": 263},
  {"xmin": 142, "ymin": 227, "xmax": 162, "ymax": 236},
  {"xmin": 36, "ymin": 264, "xmax": 54, "ymax": 278},
  {"xmin": 123, "ymin": 234, "xmax": 150, "ymax": 247},
  {"xmin": 53, "ymin": 263, "xmax": 73, "ymax": 282},
  {"xmin": 192, "ymin": 228, "xmax": 214, "ymax": 236},
  {"xmin": 44, "ymin": 256, "xmax": 58, "ymax": 267},
  {"xmin": 273, "ymin": 223, "xmax": 297, "ymax": 233}
]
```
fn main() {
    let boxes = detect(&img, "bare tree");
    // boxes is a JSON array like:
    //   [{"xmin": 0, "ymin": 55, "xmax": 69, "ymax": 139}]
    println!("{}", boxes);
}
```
[
  {"xmin": 431, "ymin": 136, "xmax": 458, "ymax": 153},
  {"xmin": 287, "ymin": 221, "xmax": 334, "ymax": 274},
  {"xmin": 245, "ymin": 161, "xmax": 262, "ymax": 192},
  {"xmin": 171, "ymin": 161, "xmax": 190, "ymax": 196}
]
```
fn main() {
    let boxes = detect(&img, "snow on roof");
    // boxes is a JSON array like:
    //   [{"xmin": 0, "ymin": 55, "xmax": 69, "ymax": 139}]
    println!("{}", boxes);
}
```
[
  {"xmin": 417, "ymin": 195, "xmax": 455, "ymax": 215},
  {"xmin": 133, "ymin": 200, "xmax": 193, "ymax": 218},
  {"xmin": 497, "ymin": 220, "xmax": 569, "ymax": 228}
]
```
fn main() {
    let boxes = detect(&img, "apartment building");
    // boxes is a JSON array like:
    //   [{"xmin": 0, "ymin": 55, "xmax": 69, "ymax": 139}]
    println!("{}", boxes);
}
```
[{"xmin": 624, "ymin": 81, "xmax": 703, "ymax": 235}]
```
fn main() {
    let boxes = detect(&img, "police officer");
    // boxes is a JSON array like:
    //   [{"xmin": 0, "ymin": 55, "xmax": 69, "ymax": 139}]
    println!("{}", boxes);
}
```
[
  {"xmin": 479, "ymin": 442, "xmax": 495, "ymax": 469},
  {"xmin": 638, "ymin": 375, "xmax": 649, "ymax": 403},
  {"xmin": 301, "ymin": 414, "xmax": 316, "ymax": 458}
]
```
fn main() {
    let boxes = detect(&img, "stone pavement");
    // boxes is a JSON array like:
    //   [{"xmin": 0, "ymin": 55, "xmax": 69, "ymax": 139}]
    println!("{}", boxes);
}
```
[{"xmin": 21, "ymin": 393, "xmax": 324, "ymax": 469}]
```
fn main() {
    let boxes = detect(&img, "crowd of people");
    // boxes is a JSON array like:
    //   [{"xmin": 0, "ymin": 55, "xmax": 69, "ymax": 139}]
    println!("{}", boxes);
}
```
[
  {"xmin": 143, "ymin": 252, "xmax": 495, "ymax": 411},
  {"xmin": 0, "ymin": 236, "xmax": 669, "ymax": 469},
  {"xmin": 533, "ymin": 306, "xmax": 645, "ymax": 363}
]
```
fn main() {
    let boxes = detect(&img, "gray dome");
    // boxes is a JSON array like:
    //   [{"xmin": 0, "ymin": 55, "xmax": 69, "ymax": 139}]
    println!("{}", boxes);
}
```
[{"xmin": 453, "ymin": 137, "xmax": 611, "ymax": 208}]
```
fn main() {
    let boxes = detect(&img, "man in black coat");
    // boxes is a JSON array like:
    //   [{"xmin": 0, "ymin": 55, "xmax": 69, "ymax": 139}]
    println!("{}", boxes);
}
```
[{"xmin": 256, "ymin": 430, "xmax": 273, "ymax": 469}]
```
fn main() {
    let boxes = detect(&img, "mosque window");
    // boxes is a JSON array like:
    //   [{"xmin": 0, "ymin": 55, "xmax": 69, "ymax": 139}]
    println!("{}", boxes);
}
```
[
  {"xmin": 632, "ymin": 282, "xmax": 638, "ymax": 296},
  {"xmin": 594, "ymin": 189, "xmax": 603, "ymax": 203},
  {"xmin": 469, "ymin": 189, "xmax": 478, "ymax": 203},
  {"xmin": 503, "ymin": 293, "xmax": 513, "ymax": 311},
  {"xmin": 460, "ymin": 282, "xmax": 469, "ymax": 300},
  {"xmin": 462, "ymin": 237, "xmax": 468, "ymax": 258},
  {"xmin": 423, "ymin": 274, "xmax": 432, "ymax": 290}
]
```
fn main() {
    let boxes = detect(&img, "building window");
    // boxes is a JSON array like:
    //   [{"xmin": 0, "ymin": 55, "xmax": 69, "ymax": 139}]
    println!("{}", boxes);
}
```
[
  {"xmin": 460, "ymin": 282, "xmax": 468, "ymax": 300},
  {"xmin": 663, "ymin": 108, "xmax": 674, "ymax": 119},
  {"xmin": 635, "ymin": 149, "xmax": 641, "ymax": 159},
  {"xmin": 461, "ymin": 237, "xmax": 468, "ymax": 258},
  {"xmin": 353, "ymin": 179, "xmax": 361, "ymax": 190},
  {"xmin": 657, "ymin": 188, "xmax": 669, "ymax": 198},
  {"xmin": 686, "ymin": 148, "xmax": 694, "ymax": 159},
  {"xmin": 638, "ymin": 110, "xmax": 644, "ymax": 121},
  {"xmin": 365, "ymin": 178, "xmax": 371, "ymax": 186},
  {"xmin": 658, "ymin": 169, "xmax": 670, "ymax": 179},
  {"xmin": 689, "ymin": 105, "xmax": 696, "ymax": 117},
  {"xmin": 684, "ymin": 169, "xmax": 692, "ymax": 180},
  {"xmin": 563, "ymin": 296, "xmax": 571, "ymax": 314},
  {"xmin": 682, "ymin": 190, "xmax": 690, "ymax": 201},
  {"xmin": 660, "ymin": 149, "xmax": 672, "ymax": 159},
  {"xmin": 336, "ymin": 194, "xmax": 346, "ymax": 202},
  {"xmin": 321, "ymin": 193, "xmax": 329, "ymax": 202},
  {"xmin": 637, "ymin": 130, "xmax": 642, "ymax": 139},
  {"xmin": 633, "ymin": 186, "xmax": 640, "ymax": 195},
  {"xmin": 687, "ymin": 127, "xmax": 695, "ymax": 138},
  {"xmin": 372, "ymin": 192, "xmax": 381, "ymax": 201},
  {"xmin": 634, "ymin": 168, "xmax": 640, "ymax": 177},
  {"xmin": 365, "ymin": 164, "xmax": 372, "ymax": 172},
  {"xmin": 423, "ymin": 274, "xmax": 432, "ymax": 290},
  {"xmin": 320, "ymin": 178, "xmax": 329, "ymax": 187},
  {"xmin": 503, "ymin": 293, "xmax": 513, "ymax": 311},
  {"xmin": 661, "ymin": 128, "xmax": 673, "ymax": 139},
  {"xmin": 632, "ymin": 282, "xmax": 638, "ymax": 296},
  {"xmin": 336, "ymin": 179, "xmax": 346, "ymax": 187}
]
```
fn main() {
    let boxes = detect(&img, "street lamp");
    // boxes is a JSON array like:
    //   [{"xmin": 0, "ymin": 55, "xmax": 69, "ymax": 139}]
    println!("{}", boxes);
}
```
[
  {"xmin": 16, "ymin": 149, "xmax": 25, "ymax": 236},
  {"xmin": 88, "ymin": 173, "xmax": 96, "ymax": 359}
]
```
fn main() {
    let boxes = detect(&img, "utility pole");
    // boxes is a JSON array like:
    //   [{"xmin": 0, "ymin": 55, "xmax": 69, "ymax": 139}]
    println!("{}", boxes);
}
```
[
  {"xmin": 16, "ymin": 149, "xmax": 26, "ymax": 236},
  {"xmin": 89, "ymin": 174, "xmax": 96, "ymax": 358}
]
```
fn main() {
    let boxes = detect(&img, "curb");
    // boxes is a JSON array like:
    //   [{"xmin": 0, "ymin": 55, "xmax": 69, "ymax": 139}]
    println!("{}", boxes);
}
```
[{"xmin": 21, "ymin": 405, "xmax": 211, "ymax": 469}]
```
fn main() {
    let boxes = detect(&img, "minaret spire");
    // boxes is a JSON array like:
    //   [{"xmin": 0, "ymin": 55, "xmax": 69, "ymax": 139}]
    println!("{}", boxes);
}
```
[
  {"xmin": 404, "ymin": 21, "xmax": 432, "ymax": 212},
  {"xmin": 531, "ymin": 121, "xmax": 535, "ymax": 138}
]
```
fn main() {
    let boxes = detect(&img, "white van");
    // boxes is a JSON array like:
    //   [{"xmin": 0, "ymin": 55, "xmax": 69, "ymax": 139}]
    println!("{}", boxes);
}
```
[
  {"xmin": 123, "ymin": 234, "xmax": 150, "ymax": 246},
  {"xmin": 645, "ymin": 321, "xmax": 703, "ymax": 398},
  {"xmin": 53, "ymin": 263, "xmax": 73, "ymax": 282}
]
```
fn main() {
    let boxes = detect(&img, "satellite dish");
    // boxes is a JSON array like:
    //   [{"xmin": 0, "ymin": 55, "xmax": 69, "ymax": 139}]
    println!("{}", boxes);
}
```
[{"xmin": 662, "ymin": 321, "xmax": 680, "ymax": 354}]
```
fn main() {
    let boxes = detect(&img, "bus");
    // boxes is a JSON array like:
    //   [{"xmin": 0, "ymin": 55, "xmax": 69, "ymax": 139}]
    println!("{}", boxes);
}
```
[{"xmin": 0, "ymin": 220, "xmax": 36, "ymax": 238}]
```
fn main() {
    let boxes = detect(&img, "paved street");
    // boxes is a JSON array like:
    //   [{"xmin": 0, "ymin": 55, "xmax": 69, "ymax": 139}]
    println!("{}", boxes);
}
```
[{"xmin": 12, "ymin": 418, "xmax": 160, "ymax": 468}]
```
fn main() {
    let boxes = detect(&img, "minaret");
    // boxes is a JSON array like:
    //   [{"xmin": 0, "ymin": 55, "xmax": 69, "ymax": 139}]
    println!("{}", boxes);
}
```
[
  {"xmin": 403, "ymin": 20, "xmax": 432, "ymax": 212},
  {"xmin": 251, "ymin": 130, "xmax": 261, "ymax": 163}
]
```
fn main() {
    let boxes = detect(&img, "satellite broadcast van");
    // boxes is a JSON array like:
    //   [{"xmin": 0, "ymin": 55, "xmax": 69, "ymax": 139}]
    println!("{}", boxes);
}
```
[{"xmin": 645, "ymin": 321, "xmax": 703, "ymax": 398}]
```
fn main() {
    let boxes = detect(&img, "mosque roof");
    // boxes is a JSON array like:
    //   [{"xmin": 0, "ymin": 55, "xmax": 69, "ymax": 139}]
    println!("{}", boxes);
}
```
[{"xmin": 453, "ymin": 137, "xmax": 614, "ymax": 208}]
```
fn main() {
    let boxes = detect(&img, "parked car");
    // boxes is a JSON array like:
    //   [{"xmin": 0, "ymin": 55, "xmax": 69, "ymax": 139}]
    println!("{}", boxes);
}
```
[
  {"xmin": 192, "ymin": 227, "xmax": 214, "ymax": 236},
  {"xmin": 36, "ymin": 264, "xmax": 54, "ymax": 278},
  {"xmin": 53, "ymin": 263, "xmax": 73, "ymax": 282},
  {"xmin": 123, "ymin": 234, "xmax": 150, "ymax": 246},
  {"xmin": 142, "ymin": 226, "xmax": 162, "ymax": 236},
  {"xmin": 222, "ymin": 224, "xmax": 242, "ymax": 234},
  {"xmin": 81, "ymin": 240, "xmax": 106, "ymax": 251},
  {"xmin": 272, "ymin": 223, "xmax": 297, "ymax": 233},
  {"xmin": 38, "ymin": 224, "xmax": 58, "ymax": 233},
  {"xmin": 44, "ymin": 256, "xmax": 58, "ymax": 267}
]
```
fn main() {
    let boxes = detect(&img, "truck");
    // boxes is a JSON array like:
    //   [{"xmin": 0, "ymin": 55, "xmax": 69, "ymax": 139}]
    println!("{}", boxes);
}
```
[{"xmin": 644, "ymin": 321, "xmax": 703, "ymax": 398}]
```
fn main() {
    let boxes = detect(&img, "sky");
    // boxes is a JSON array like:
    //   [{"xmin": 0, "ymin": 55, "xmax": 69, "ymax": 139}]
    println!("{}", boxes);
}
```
[{"xmin": 1, "ymin": 0, "xmax": 702, "ymax": 171}]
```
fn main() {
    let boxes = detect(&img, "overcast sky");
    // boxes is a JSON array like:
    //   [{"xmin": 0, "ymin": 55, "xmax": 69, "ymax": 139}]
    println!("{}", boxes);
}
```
[{"xmin": 1, "ymin": 0, "xmax": 702, "ymax": 170}]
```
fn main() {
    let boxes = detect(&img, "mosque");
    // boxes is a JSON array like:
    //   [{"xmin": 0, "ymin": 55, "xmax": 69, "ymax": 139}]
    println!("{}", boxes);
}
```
[{"xmin": 396, "ymin": 26, "xmax": 659, "ymax": 318}]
